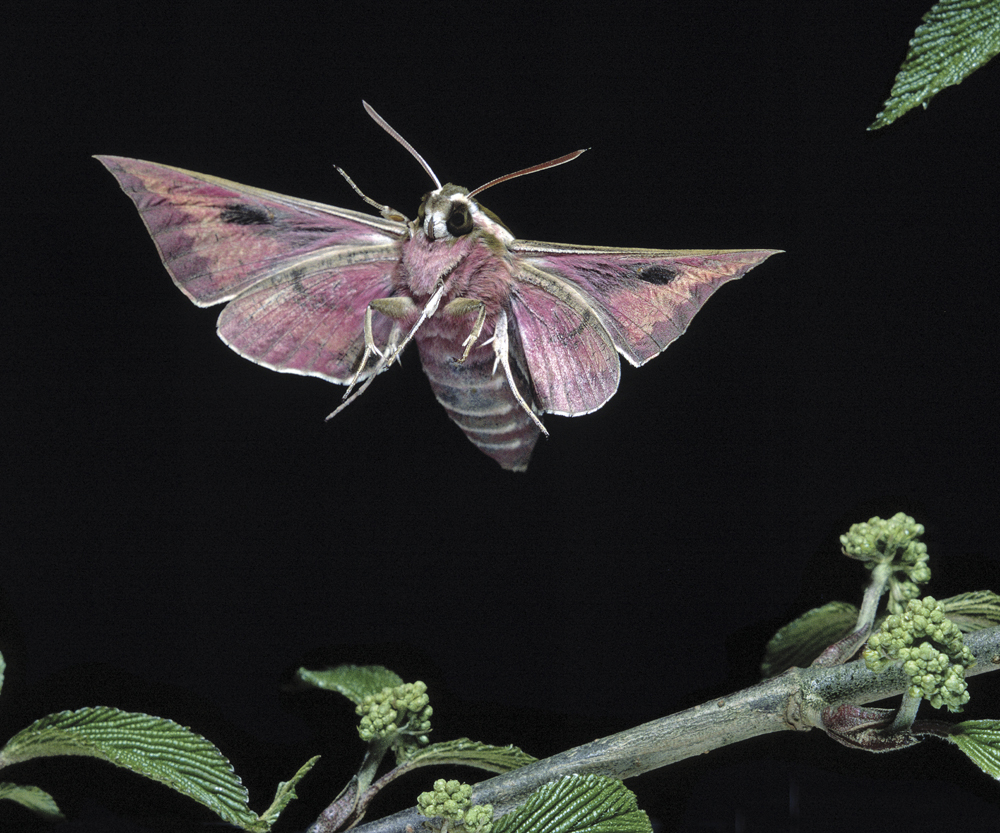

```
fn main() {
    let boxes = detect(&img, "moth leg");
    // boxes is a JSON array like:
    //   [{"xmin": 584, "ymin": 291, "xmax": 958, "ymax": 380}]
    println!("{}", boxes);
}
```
[
  {"xmin": 381, "ymin": 320, "xmax": 402, "ymax": 366},
  {"xmin": 380, "ymin": 283, "xmax": 445, "ymax": 369},
  {"xmin": 368, "ymin": 297, "xmax": 416, "ymax": 367},
  {"xmin": 334, "ymin": 166, "xmax": 409, "ymax": 223},
  {"xmin": 342, "ymin": 307, "xmax": 379, "ymax": 398},
  {"xmin": 327, "ymin": 284, "xmax": 446, "ymax": 421},
  {"xmin": 443, "ymin": 298, "xmax": 486, "ymax": 363},
  {"xmin": 342, "ymin": 297, "xmax": 417, "ymax": 398},
  {"xmin": 370, "ymin": 296, "xmax": 418, "ymax": 319},
  {"xmin": 486, "ymin": 310, "xmax": 548, "ymax": 436}
]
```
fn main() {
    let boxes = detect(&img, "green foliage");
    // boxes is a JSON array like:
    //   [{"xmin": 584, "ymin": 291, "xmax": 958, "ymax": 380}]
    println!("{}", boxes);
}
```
[
  {"xmin": 288, "ymin": 669, "xmax": 533, "ymax": 831},
  {"xmin": 863, "ymin": 596, "xmax": 975, "ymax": 711},
  {"xmin": 760, "ymin": 601, "xmax": 859, "ymax": 677},
  {"xmin": 870, "ymin": 0, "xmax": 1000, "ymax": 129},
  {"xmin": 941, "ymin": 590, "xmax": 1000, "ymax": 631},
  {"xmin": 948, "ymin": 720, "xmax": 1000, "ymax": 780},
  {"xmin": 294, "ymin": 664, "xmax": 439, "ymax": 759},
  {"xmin": 254, "ymin": 757, "xmax": 323, "ymax": 830},
  {"xmin": 0, "ymin": 782, "xmax": 64, "ymax": 821},
  {"xmin": 0, "ymin": 706, "xmax": 317, "ymax": 831},
  {"xmin": 357, "ymin": 680, "xmax": 433, "ymax": 745},
  {"xmin": 396, "ymin": 737, "xmax": 536, "ymax": 771},
  {"xmin": 760, "ymin": 589, "xmax": 999, "ymax": 679},
  {"xmin": 841, "ymin": 513, "xmax": 930, "ymax": 611},
  {"xmin": 293, "ymin": 664, "xmax": 405, "ymax": 704},
  {"xmin": 0, "ymin": 650, "xmax": 65, "ymax": 823},
  {"xmin": 492, "ymin": 775, "xmax": 651, "ymax": 833}
]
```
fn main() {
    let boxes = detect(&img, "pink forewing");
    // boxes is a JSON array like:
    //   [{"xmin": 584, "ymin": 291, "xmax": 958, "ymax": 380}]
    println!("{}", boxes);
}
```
[
  {"xmin": 96, "ymin": 156, "xmax": 403, "ymax": 306},
  {"xmin": 515, "ymin": 247, "xmax": 779, "ymax": 366}
]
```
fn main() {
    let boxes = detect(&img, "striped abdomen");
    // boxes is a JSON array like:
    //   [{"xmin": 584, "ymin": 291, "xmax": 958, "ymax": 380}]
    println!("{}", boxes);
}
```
[{"xmin": 416, "ymin": 330, "xmax": 541, "ymax": 471}]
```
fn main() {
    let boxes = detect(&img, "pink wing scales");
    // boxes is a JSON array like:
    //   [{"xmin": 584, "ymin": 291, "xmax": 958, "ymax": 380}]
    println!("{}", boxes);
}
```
[
  {"xmin": 513, "ymin": 244, "xmax": 779, "ymax": 367},
  {"xmin": 217, "ymin": 259, "xmax": 401, "ymax": 383},
  {"xmin": 510, "ymin": 263, "xmax": 621, "ymax": 415},
  {"xmin": 95, "ymin": 156, "xmax": 403, "ymax": 306},
  {"xmin": 97, "ymin": 155, "xmax": 408, "ymax": 383}
]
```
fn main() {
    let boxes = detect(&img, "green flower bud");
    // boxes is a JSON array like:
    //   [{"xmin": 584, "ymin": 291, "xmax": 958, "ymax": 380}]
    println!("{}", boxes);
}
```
[
  {"xmin": 417, "ymin": 779, "xmax": 475, "ymax": 822},
  {"xmin": 356, "ymin": 680, "xmax": 433, "ymax": 743},
  {"xmin": 864, "ymin": 596, "xmax": 975, "ymax": 712}
]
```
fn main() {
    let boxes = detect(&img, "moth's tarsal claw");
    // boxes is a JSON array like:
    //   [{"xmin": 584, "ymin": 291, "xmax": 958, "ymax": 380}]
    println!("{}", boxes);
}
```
[
  {"xmin": 457, "ymin": 326, "xmax": 479, "ymax": 364},
  {"xmin": 443, "ymin": 297, "xmax": 486, "ymax": 364}
]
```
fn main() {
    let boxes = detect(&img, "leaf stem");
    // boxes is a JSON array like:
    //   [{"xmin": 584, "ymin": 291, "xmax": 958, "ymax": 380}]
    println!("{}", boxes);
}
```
[{"xmin": 891, "ymin": 689, "xmax": 923, "ymax": 733}]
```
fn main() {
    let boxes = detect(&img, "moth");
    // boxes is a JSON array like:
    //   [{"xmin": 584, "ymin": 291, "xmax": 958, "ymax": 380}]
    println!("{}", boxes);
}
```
[{"xmin": 97, "ymin": 102, "xmax": 777, "ymax": 471}]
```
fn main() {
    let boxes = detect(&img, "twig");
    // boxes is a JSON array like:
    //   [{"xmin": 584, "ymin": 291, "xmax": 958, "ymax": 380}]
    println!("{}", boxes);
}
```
[{"xmin": 346, "ymin": 625, "xmax": 1000, "ymax": 833}]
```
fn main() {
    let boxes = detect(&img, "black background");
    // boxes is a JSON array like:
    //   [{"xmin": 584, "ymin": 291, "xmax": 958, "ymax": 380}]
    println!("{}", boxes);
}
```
[{"xmin": 4, "ymin": 2, "xmax": 1000, "ymax": 831}]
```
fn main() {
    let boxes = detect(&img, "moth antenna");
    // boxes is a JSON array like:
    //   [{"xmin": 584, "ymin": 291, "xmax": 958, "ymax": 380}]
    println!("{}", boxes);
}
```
[
  {"xmin": 363, "ymin": 100, "xmax": 442, "ymax": 190},
  {"xmin": 335, "ymin": 166, "xmax": 408, "ymax": 222},
  {"xmin": 469, "ymin": 149, "xmax": 588, "ymax": 198}
]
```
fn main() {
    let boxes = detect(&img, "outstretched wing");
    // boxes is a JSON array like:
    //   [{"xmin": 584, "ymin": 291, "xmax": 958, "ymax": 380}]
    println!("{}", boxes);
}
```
[
  {"xmin": 97, "ymin": 156, "xmax": 407, "ymax": 382},
  {"xmin": 510, "ymin": 242, "xmax": 779, "ymax": 414}
]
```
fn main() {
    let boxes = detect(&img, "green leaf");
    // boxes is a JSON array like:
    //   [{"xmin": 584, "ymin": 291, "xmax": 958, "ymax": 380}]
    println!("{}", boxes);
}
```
[
  {"xmin": 0, "ymin": 707, "xmax": 314, "ymax": 831},
  {"xmin": 949, "ymin": 720, "xmax": 1000, "ymax": 779},
  {"xmin": 0, "ymin": 782, "xmax": 65, "ymax": 821},
  {"xmin": 293, "ymin": 664, "xmax": 405, "ymax": 704},
  {"xmin": 869, "ymin": 0, "xmax": 1000, "ymax": 129},
  {"xmin": 396, "ymin": 738, "xmax": 536, "ymax": 772},
  {"xmin": 493, "ymin": 774, "xmax": 650, "ymax": 833},
  {"xmin": 760, "ymin": 602, "xmax": 858, "ymax": 677},
  {"xmin": 941, "ymin": 590, "xmax": 1000, "ymax": 630},
  {"xmin": 252, "ymin": 755, "xmax": 321, "ymax": 830}
]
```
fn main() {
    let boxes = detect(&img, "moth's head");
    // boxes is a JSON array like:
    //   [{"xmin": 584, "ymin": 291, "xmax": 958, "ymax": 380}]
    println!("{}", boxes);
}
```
[
  {"xmin": 358, "ymin": 101, "xmax": 583, "ymax": 244},
  {"xmin": 416, "ymin": 184, "xmax": 511, "ymax": 242}
]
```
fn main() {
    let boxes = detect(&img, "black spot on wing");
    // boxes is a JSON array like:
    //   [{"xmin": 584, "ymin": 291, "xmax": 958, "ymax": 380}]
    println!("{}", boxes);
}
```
[
  {"xmin": 634, "ymin": 264, "xmax": 678, "ymax": 285},
  {"xmin": 220, "ymin": 203, "xmax": 274, "ymax": 225}
]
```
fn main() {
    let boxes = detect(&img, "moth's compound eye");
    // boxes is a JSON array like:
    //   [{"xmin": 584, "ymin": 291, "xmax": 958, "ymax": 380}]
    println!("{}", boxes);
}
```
[{"xmin": 446, "ymin": 204, "xmax": 473, "ymax": 236}]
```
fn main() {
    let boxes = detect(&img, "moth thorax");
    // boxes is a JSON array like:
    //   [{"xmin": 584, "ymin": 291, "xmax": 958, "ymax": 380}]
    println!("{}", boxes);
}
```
[{"xmin": 418, "ymin": 184, "xmax": 474, "ymax": 241}]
